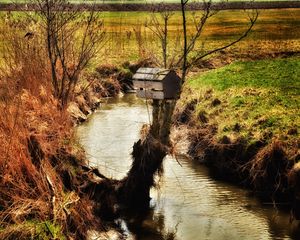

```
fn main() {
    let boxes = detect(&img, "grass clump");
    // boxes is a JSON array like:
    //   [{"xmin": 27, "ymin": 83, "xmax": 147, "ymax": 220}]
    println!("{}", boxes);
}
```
[
  {"xmin": 0, "ymin": 220, "xmax": 65, "ymax": 240},
  {"xmin": 183, "ymin": 57, "xmax": 300, "ymax": 151}
]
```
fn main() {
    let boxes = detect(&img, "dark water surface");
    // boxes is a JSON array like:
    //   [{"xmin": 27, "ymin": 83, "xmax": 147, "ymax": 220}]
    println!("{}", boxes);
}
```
[{"xmin": 77, "ymin": 94, "xmax": 300, "ymax": 240}]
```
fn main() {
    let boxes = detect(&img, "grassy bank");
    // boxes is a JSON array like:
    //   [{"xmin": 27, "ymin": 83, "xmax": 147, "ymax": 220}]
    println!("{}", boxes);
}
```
[
  {"xmin": 185, "ymin": 57, "xmax": 299, "ymax": 145},
  {"xmin": 0, "ymin": 21, "xmax": 147, "ymax": 235},
  {"xmin": 177, "ymin": 57, "xmax": 299, "ymax": 202},
  {"xmin": 0, "ymin": 87, "xmax": 96, "ymax": 239}
]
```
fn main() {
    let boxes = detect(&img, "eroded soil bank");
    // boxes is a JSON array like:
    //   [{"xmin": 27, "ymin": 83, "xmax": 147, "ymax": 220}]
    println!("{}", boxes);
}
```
[{"xmin": 67, "ymin": 59, "xmax": 152, "ymax": 124}]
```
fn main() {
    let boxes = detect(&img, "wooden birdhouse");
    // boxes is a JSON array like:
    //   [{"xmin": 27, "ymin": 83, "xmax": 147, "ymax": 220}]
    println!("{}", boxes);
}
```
[{"xmin": 132, "ymin": 68, "xmax": 181, "ymax": 100}]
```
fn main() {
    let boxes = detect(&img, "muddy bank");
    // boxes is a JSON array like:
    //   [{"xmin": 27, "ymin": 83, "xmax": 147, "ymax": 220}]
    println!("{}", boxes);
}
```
[
  {"xmin": 174, "ymin": 97, "xmax": 300, "ymax": 219},
  {"xmin": 1, "ymin": 1, "xmax": 300, "ymax": 12},
  {"xmin": 67, "ymin": 59, "xmax": 152, "ymax": 124}
]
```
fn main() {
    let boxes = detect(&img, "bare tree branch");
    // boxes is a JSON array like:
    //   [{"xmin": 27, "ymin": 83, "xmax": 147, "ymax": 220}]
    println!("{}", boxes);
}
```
[
  {"xmin": 188, "ymin": 8, "xmax": 258, "ymax": 69},
  {"xmin": 29, "ymin": 0, "xmax": 105, "ymax": 107},
  {"xmin": 146, "ymin": 3, "xmax": 174, "ymax": 68},
  {"xmin": 179, "ymin": 0, "xmax": 258, "ymax": 82}
]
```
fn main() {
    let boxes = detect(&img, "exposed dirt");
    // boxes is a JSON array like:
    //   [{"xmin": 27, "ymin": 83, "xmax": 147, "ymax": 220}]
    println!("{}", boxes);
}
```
[{"xmin": 67, "ymin": 59, "xmax": 153, "ymax": 124}]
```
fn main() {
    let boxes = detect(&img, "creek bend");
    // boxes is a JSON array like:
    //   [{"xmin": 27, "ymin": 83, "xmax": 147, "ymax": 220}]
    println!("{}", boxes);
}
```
[{"xmin": 77, "ymin": 94, "xmax": 299, "ymax": 240}]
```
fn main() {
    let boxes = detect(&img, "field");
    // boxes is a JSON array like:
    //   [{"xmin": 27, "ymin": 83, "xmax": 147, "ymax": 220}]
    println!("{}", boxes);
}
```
[
  {"xmin": 97, "ymin": 8, "xmax": 300, "ymax": 65},
  {"xmin": 0, "ymin": 8, "xmax": 299, "ymax": 68}
]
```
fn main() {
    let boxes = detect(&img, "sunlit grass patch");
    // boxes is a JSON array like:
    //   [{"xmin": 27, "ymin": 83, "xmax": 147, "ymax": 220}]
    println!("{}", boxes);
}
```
[
  {"xmin": 0, "ymin": 220, "xmax": 65, "ymax": 240},
  {"xmin": 183, "ymin": 57, "xmax": 300, "ymax": 145}
]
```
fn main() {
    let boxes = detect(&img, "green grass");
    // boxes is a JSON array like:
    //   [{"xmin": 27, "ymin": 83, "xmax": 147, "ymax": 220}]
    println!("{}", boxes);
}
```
[
  {"xmin": 0, "ymin": 220, "xmax": 65, "ymax": 239},
  {"xmin": 183, "ymin": 57, "xmax": 300, "ymax": 145}
]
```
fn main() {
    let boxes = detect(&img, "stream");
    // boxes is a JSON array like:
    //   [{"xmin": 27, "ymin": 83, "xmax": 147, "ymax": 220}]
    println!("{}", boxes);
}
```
[{"xmin": 77, "ymin": 94, "xmax": 300, "ymax": 240}]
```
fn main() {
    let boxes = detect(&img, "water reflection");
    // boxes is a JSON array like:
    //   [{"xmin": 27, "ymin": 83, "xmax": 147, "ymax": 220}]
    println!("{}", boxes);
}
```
[
  {"xmin": 77, "ymin": 94, "xmax": 299, "ymax": 240},
  {"xmin": 150, "ymin": 156, "xmax": 272, "ymax": 240},
  {"xmin": 123, "ymin": 209, "xmax": 179, "ymax": 240},
  {"xmin": 77, "ymin": 94, "xmax": 150, "ymax": 179}
]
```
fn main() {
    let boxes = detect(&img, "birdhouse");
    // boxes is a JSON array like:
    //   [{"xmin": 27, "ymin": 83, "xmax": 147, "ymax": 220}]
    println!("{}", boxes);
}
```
[{"xmin": 132, "ymin": 68, "xmax": 181, "ymax": 100}]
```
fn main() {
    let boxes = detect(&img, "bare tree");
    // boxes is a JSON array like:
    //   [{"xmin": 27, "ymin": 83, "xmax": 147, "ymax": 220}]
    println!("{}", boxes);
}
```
[
  {"xmin": 145, "ymin": 4, "xmax": 174, "ymax": 68},
  {"xmin": 179, "ymin": 0, "xmax": 258, "ymax": 82},
  {"xmin": 32, "ymin": 0, "xmax": 105, "ymax": 107}
]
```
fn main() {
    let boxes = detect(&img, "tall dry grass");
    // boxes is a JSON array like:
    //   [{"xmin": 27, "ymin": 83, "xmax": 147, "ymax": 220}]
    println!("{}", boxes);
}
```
[{"xmin": 0, "ymin": 12, "xmax": 98, "ymax": 239}]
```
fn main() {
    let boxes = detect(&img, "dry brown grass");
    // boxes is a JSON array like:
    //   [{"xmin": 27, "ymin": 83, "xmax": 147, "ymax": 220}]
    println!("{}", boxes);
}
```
[
  {"xmin": 0, "ymin": 84, "xmax": 96, "ymax": 238},
  {"xmin": 0, "ymin": 15, "xmax": 100, "ymax": 239},
  {"xmin": 247, "ymin": 141, "xmax": 292, "ymax": 193}
]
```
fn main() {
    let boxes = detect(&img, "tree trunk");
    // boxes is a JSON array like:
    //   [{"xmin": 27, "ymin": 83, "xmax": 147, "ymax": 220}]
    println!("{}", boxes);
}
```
[
  {"xmin": 118, "ymin": 99, "xmax": 176, "ymax": 209},
  {"xmin": 181, "ymin": 0, "xmax": 188, "ymax": 82}
]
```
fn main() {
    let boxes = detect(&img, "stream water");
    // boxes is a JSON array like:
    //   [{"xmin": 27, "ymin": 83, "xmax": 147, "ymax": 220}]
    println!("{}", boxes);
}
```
[{"xmin": 77, "ymin": 94, "xmax": 300, "ymax": 240}]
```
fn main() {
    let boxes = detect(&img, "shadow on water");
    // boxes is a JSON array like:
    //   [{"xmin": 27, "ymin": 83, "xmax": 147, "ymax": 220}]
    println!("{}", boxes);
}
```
[
  {"xmin": 77, "ymin": 94, "xmax": 300, "ymax": 240},
  {"xmin": 118, "ymin": 206, "xmax": 179, "ymax": 240}
]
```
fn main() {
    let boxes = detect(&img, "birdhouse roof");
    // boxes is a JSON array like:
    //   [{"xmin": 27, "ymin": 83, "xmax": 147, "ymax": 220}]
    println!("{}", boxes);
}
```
[{"xmin": 133, "ymin": 68, "xmax": 171, "ymax": 82}]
